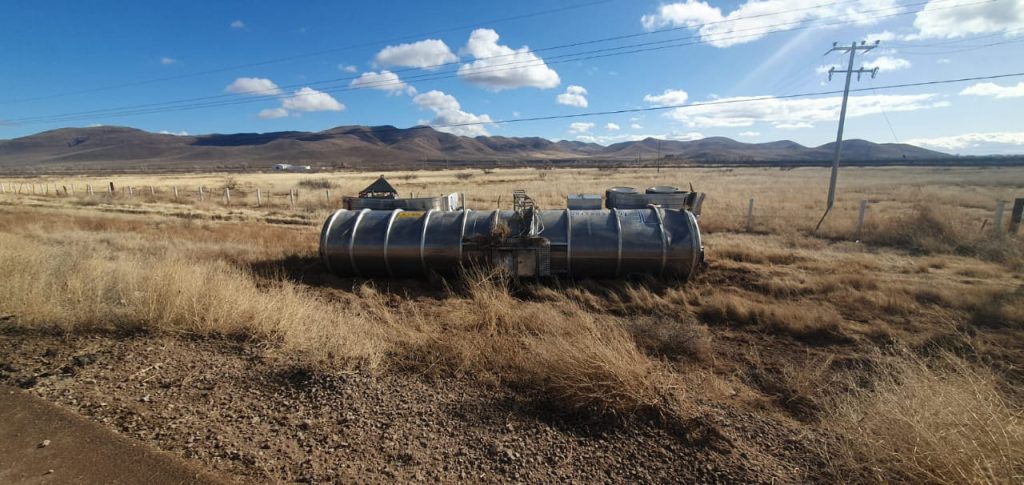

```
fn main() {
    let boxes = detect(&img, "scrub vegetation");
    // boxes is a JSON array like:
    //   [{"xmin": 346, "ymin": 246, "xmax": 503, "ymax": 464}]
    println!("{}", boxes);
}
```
[{"xmin": 1, "ymin": 166, "xmax": 1022, "ymax": 483}]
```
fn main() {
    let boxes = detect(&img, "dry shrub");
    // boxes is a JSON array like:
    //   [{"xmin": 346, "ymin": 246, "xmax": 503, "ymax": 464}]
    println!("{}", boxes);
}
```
[
  {"xmin": 699, "ymin": 294, "xmax": 850, "ymax": 343},
  {"xmin": 968, "ymin": 288, "xmax": 1024, "ymax": 329},
  {"xmin": 868, "ymin": 205, "xmax": 1023, "ymax": 267},
  {"xmin": 628, "ymin": 317, "xmax": 712, "ymax": 363},
  {"xmin": 396, "ymin": 268, "xmax": 683, "ymax": 418},
  {"xmin": 0, "ymin": 232, "xmax": 385, "ymax": 369},
  {"xmin": 824, "ymin": 353, "xmax": 1024, "ymax": 484},
  {"xmin": 297, "ymin": 178, "xmax": 336, "ymax": 189}
]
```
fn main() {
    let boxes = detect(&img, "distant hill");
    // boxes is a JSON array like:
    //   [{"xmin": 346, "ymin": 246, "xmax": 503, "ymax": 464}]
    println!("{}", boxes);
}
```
[{"xmin": 0, "ymin": 125, "xmax": 955, "ymax": 171}]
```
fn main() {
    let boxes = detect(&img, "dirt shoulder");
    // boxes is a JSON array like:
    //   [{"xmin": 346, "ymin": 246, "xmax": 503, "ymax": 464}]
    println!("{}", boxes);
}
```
[
  {"xmin": 0, "ymin": 383, "xmax": 228, "ymax": 484},
  {"xmin": 0, "ymin": 331, "xmax": 827, "ymax": 483}
]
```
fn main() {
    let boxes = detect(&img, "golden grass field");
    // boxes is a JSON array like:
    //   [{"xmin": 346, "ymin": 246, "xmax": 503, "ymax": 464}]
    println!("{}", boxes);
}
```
[{"xmin": 1, "ymin": 165, "xmax": 1023, "ymax": 483}]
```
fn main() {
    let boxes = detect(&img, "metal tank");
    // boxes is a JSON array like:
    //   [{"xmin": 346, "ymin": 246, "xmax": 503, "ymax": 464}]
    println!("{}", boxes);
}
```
[{"xmin": 320, "ymin": 206, "xmax": 703, "ymax": 279}]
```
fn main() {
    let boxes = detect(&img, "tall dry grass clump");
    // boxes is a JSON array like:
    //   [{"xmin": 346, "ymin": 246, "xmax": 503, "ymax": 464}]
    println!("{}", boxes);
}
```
[
  {"xmin": 391, "ymin": 268, "xmax": 684, "ymax": 419},
  {"xmin": 0, "ymin": 232, "xmax": 386, "ymax": 368},
  {"xmin": 867, "ymin": 205, "xmax": 1023, "ymax": 267},
  {"xmin": 824, "ymin": 353, "xmax": 1024, "ymax": 484}
]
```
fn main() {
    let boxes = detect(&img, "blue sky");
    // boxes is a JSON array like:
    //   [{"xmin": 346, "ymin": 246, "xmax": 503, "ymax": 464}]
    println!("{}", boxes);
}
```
[{"xmin": 2, "ymin": 0, "xmax": 1023, "ymax": 154}]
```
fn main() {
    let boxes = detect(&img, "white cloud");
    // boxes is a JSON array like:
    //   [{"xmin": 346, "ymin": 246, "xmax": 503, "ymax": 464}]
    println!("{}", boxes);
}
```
[
  {"xmin": 556, "ymin": 85, "xmax": 588, "ymax": 107},
  {"xmin": 230, "ymin": 20, "xmax": 245, "ymax": 29},
  {"xmin": 643, "ymin": 89, "xmax": 689, "ymax": 107},
  {"xmin": 226, "ymin": 77, "xmax": 282, "ymax": 96},
  {"xmin": 664, "ymin": 93, "xmax": 947, "ymax": 128},
  {"xmin": 574, "ymin": 131, "xmax": 704, "ymax": 144},
  {"xmin": 375, "ymin": 39, "xmax": 456, "ymax": 69},
  {"xmin": 338, "ymin": 64, "xmax": 358, "ymax": 73},
  {"xmin": 568, "ymin": 122, "xmax": 595, "ymax": 134},
  {"xmin": 606, "ymin": 123, "xmax": 621, "ymax": 131},
  {"xmin": 863, "ymin": 55, "xmax": 911, "ymax": 72},
  {"xmin": 909, "ymin": 0, "xmax": 1024, "ymax": 40},
  {"xmin": 281, "ymin": 87, "xmax": 345, "ymax": 112},
  {"xmin": 159, "ymin": 57, "xmax": 179, "ymax": 65},
  {"xmin": 349, "ymin": 70, "xmax": 416, "ymax": 96},
  {"xmin": 960, "ymin": 81, "xmax": 1024, "ymax": 99},
  {"xmin": 936, "ymin": 58, "xmax": 952, "ymax": 64},
  {"xmin": 774, "ymin": 121, "xmax": 814, "ymax": 130},
  {"xmin": 458, "ymin": 29, "xmax": 560, "ymax": 90},
  {"xmin": 641, "ymin": 0, "xmax": 899, "ymax": 48},
  {"xmin": 738, "ymin": 131, "xmax": 760, "ymax": 137},
  {"xmin": 258, "ymin": 108, "xmax": 289, "ymax": 119},
  {"xmin": 906, "ymin": 131, "xmax": 1024, "ymax": 154},
  {"xmin": 630, "ymin": 123, "xmax": 643, "ymax": 129},
  {"xmin": 413, "ymin": 90, "xmax": 493, "ymax": 136},
  {"xmin": 866, "ymin": 30, "xmax": 898, "ymax": 42}
]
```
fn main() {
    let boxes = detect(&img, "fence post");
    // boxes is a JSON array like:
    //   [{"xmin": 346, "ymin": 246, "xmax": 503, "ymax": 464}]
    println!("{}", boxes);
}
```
[
  {"xmin": 256, "ymin": 188, "xmax": 262, "ymax": 207},
  {"xmin": 45, "ymin": 184, "xmax": 49, "ymax": 195},
  {"xmin": 198, "ymin": 186, "xmax": 205, "ymax": 201},
  {"xmin": 87, "ymin": 184, "xmax": 93, "ymax": 196},
  {"xmin": 224, "ymin": 187, "xmax": 231, "ymax": 204},
  {"xmin": 745, "ymin": 198, "xmax": 755, "ymax": 232},
  {"xmin": 325, "ymin": 189, "xmax": 330, "ymax": 204},
  {"xmin": 70, "ymin": 184, "xmax": 75, "ymax": 195},
  {"xmin": 128, "ymin": 186, "xmax": 133, "ymax": 198},
  {"xmin": 150, "ymin": 186, "xmax": 155, "ymax": 196},
  {"xmin": 0, "ymin": 183, "xmax": 4, "ymax": 194},
  {"xmin": 994, "ymin": 201, "xmax": 1006, "ymax": 233},
  {"xmin": 173, "ymin": 186, "xmax": 178, "ymax": 199},
  {"xmin": 1010, "ymin": 198, "xmax": 1024, "ymax": 235},
  {"xmin": 289, "ymin": 189, "xmax": 295, "ymax": 208},
  {"xmin": 855, "ymin": 199, "xmax": 868, "ymax": 241}
]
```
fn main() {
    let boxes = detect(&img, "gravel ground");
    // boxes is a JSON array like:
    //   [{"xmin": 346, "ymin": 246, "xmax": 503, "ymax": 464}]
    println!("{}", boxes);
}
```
[{"xmin": 0, "ymin": 330, "xmax": 831, "ymax": 483}]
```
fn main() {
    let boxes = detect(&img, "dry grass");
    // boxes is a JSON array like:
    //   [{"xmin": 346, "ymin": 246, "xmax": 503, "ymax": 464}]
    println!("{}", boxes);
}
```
[
  {"xmin": 824, "ymin": 353, "xmax": 1024, "ymax": 484},
  {"xmin": 2, "ymin": 166, "xmax": 1023, "ymax": 482}
]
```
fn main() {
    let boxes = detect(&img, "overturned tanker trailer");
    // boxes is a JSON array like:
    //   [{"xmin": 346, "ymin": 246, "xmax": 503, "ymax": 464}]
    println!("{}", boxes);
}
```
[{"xmin": 319, "ymin": 176, "xmax": 705, "ymax": 279}]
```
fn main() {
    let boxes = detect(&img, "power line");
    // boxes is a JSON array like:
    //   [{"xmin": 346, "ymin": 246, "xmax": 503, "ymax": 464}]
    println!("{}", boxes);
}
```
[
  {"xmin": 5, "ymin": 0, "xmax": 883, "ymax": 118},
  {"xmin": 0, "ymin": 0, "xmax": 620, "ymax": 105},
  {"xmin": 9, "ymin": 0, "xmax": 987, "ymax": 125},
  {"xmin": 147, "ymin": 71, "xmax": 1024, "ymax": 133}
]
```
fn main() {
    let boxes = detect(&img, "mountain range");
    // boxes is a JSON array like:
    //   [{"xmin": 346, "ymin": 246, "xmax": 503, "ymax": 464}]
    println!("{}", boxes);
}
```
[{"xmin": 0, "ymin": 125, "xmax": 952, "ymax": 171}]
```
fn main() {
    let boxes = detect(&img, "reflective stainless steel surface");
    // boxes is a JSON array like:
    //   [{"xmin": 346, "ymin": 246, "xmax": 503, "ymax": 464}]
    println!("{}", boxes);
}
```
[{"xmin": 320, "ymin": 207, "xmax": 703, "ymax": 279}]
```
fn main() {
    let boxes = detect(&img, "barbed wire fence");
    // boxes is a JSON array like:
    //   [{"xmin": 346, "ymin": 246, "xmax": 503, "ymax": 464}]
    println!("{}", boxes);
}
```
[{"xmin": 0, "ymin": 180, "xmax": 1021, "ymax": 239}]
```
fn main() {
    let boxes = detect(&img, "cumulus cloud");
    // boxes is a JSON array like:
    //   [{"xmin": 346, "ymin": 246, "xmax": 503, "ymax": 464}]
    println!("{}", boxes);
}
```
[
  {"xmin": 349, "ymin": 70, "xmax": 416, "ymax": 95},
  {"xmin": 413, "ymin": 90, "xmax": 493, "ymax": 136},
  {"xmin": 230, "ymin": 20, "xmax": 245, "ymax": 29},
  {"xmin": 774, "ymin": 121, "xmax": 814, "ymax": 129},
  {"xmin": 863, "ymin": 55, "xmax": 911, "ymax": 72},
  {"xmin": 556, "ymin": 85, "xmax": 588, "ymax": 107},
  {"xmin": 630, "ymin": 123, "xmax": 643, "ymax": 129},
  {"xmin": 375, "ymin": 39, "xmax": 457, "ymax": 69},
  {"xmin": 866, "ymin": 30, "xmax": 898, "ymax": 41},
  {"xmin": 568, "ymin": 122, "xmax": 595, "ymax": 134},
  {"xmin": 640, "ymin": 0, "xmax": 899, "ymax": 48},
  {"xmin": 960, "ymin": 81, "xmax": 1024, "ymax": 98},
  {"xmin": 258, "ymin": 108, "xmax": 289, "ymax": 119},
  {"xmin": 738, "ymin": 131, "xmax": 760, "ymax": 137},
  {"xmin": 643, "ymin": 89, "xmax": 689, "ymax": 107},
  {"xmin": 906, "ymin": 131, "xmax": 1024, "ymax": 154},
  {"xmin": 338, "ymin": 64, "xmax": 358, "ymax": 73},
  {"xmin": 281, "ymin": 87, "xmax": 345, "ymax": 112},
  {"xmin": 574, "ymin": 131, "xmax": 704, "ymax": 145},
  {"xmin": 458, "ymin": 29, "xmax": 560, "ymax": 90},
  {"xmin": 226, "ymin": 77, "xmax": 282, "ymax": 96},
  {"xmin": 663, "ymin": 93, "xmax": 947, "ymax": 128},
  {"xmin": 909, "ymin": 0, "xmax": 1024, "ymax": 39},
  {"xmin": 160, "ymin": 57, "xmax": 179, "ymax": 65},
  {"xmin": 606, "ymin": 123, "xmax": 621, "ymax": 131}
]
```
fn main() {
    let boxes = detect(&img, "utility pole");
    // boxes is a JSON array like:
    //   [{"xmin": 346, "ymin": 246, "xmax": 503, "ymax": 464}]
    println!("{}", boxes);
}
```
[{"xmin": 815, "ymin": 40, "xmax": 879, "ymax": 231}]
